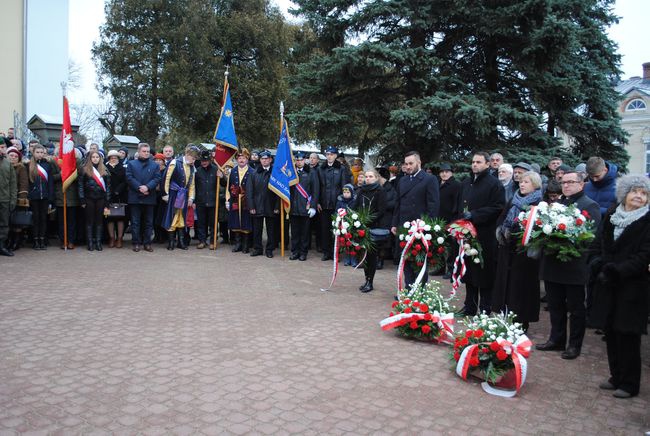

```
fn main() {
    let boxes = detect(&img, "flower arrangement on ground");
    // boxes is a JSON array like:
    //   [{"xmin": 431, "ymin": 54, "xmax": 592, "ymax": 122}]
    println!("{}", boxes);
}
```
[
  {"xmin": 518, "ymin": 201, "xmax": 595, "ymax": 262},
  {"xmin": 448, "ymin": 219, "xmax": 483, "ymax": 265},
  {"xmin": 453, "ymin": 312, "xmax": 532, "ymax": 397},
  {"xmin": 379, "ymin": 281, "xmax": 456, "ymax": 343}
]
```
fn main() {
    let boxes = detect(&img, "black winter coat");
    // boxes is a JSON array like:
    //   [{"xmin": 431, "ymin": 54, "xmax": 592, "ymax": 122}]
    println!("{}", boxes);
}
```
[
  {"xmin": 491, "ymin": 195, "xmax": 542, "ymax": 322},
  {"xmin": 380, "ymin": 181, "xmax": 396, "ymax": 229},
  {"xmin": 317, "ymin": 161, "xmax": 351, "ymax": 209},
  {"xmin": 438, "ymin": 176, "xmax": 460, "ymax": 223},
  {"xmin": 106, "ymin": 162, "xmax": 127, "ymax": 203},
  {"xmin": 351, "ymin": 183, "xmax": 387, "ymax": 229},
  {"xmin": 78, "ymin": 167, "xmax": 110, "ymax": 203},
  {"xmin": 195, "ymin": 163, "xmax": 219, "ymax": 207},
  {"xmin": 27, "ymin": 159, "xmax": 55, "ymax": 203},
  {"xmin": 458, "ymin": 170, "xmax": 505, "ymax": 288},
  {"xmin": 246, "ymin": 166, "xmax": 280, "ymax": 217},
  {"xmin": 391, "ymin": 170, "xmax": 440, "ymax": 228},
  {"xmin": 589, "ymin": 208, "xmax": 650, "ymax": 334},
  {"xmin": 539, "ymin": 191, "xmax": 601, "ymax": 285},
  {"xmin": 290, "ymin": 165, "xmax": 319, "ymax": 217}
]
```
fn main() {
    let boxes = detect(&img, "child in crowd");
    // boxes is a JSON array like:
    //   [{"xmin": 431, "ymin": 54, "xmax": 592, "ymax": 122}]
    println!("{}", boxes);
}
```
[{"xmin": 336, "ymin": 184, "xmax": 357, "ymax": 266}]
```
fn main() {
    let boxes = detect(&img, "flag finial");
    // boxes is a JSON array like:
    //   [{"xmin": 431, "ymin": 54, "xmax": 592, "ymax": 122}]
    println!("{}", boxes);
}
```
[
  {"xmin": 280, "ymin": 101, "xmax": 284, "ymax": 117},
  {"xmin": 61, "ymin": 81, "xmax": 67, "ymax": 97},
  {"xmin": 224, "ymin": 65, "xmax": 229, "ymax": 78}
]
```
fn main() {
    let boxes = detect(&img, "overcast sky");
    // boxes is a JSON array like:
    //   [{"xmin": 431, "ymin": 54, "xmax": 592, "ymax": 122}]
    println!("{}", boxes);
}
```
[{"xmin": 68, "ymin": 0, "xmax": 649, "ymax": 106}]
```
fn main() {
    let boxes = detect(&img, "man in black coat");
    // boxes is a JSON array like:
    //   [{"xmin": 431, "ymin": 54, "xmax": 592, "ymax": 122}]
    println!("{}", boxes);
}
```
[
  {"xmin": 391, "ymin": 151, "xmax": 440, "ymax": 288},
  {"xmin": 246, "ymin": 150, "xmax": 280, "ymax": 258},
  {"xmin": 457, "ymin": 152, "xmax": 505, "ymax": 315},
  {"xmin": 537, "ymin": 170, "xmax": 601, "ymax": 360},
  {"xmin": 317, "ymin": 146, "xmax": 351, "ymax": 260},
  {"xmin": 438, "ymin": 163, "xmax": 461, "ymax": 278},
  {"xmin": 289, "ymin": 152, "xmax": 319, "ymax": 261},
  {"xmin": 194, "ymin": 150, "xmax": 220, "ymax": 249}
]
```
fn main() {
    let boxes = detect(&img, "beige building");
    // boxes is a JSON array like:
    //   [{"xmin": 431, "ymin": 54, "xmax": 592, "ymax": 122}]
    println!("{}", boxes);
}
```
[
  {"xmin": 616, "ymin": 62, "xmax": 650, "ymax": 175},
  {"xmin": 0, "ymin": 1, "xmax": 24, "ymax": 134}
]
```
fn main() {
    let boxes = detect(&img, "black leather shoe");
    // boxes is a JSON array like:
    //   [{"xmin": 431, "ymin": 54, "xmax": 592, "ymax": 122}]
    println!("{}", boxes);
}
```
[
  {"xmin": 0, "ymin": 247, "xmax": 14, "ymax": 257},
  {"xmin": 360, "ymin": 280, "xmax": 373, "ymax": 293},
  {"xmin": 289, "ymin": 253, "xmax": 300, "ymax": 260},
  {"xmin": 266, "ymin": 251, "xmax": 274, "ymax": 258},
  {"xmin": 299, "ymin": 254, "xmax": 307, "ymax": 261},
  {"xmin": 536, "ymin": 341, "xmax": 565, "ymax": 351},
  {"xmin": 599, "ymin": 381, "xmax": 616, "ymax": 390},
  {"xmin": 561, "ymin": 346, "xmax": 581, "ymax": 360},
  {"xmin": 250, "ymin": 250, "xmax": 263, "ymax": 257},
  {"xmin": 321, "ymin": 254, "xmax": 332, "ymax": 261}
]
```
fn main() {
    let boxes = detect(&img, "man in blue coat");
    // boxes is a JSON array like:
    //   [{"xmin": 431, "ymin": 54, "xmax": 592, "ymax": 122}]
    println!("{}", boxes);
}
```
[
  {"xmin": 391, "ymin": 151, "xmax": 440, "ymax": 288},
  {"xmin": 126, "ymin": 143, "xmax": 162, "ymax": 252},
  {"xmin": 584, "ymin": 157, "xmax": 618, "ymax": 216}
]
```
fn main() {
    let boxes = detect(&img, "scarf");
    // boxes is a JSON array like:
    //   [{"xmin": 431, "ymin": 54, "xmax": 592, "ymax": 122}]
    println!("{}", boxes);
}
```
[
  {"xmin": 610, "ymin": 204, "xmax": 648, "ymax": 240},
  {"xmin": 502, "ymin": 188, "xmax": 543, "ymax": 231}
]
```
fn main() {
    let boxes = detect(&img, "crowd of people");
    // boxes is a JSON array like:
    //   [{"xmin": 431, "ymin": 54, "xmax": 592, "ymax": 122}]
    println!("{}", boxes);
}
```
[{"xmin": 0, "ymin": 132, "xmax": 648, "ymax": 399}]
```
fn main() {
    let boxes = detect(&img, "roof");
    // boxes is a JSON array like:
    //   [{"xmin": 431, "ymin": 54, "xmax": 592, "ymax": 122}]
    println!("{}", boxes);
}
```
[
  {"xmin": 27, "ymin": 113, "xmax": 80, "ymax": 126},
  {"xmin": 615, "ymin": 77, "xmax": 650, "ymax": 97},
  {"xmin": 109, "ymin": 135, "xmax": 140, "ymax": 144}
]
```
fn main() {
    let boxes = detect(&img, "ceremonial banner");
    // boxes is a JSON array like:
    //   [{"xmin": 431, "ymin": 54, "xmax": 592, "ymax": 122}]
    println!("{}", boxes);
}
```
[
  {"xmin": 59, "ymin": 95, "xmax": 77, "ymax": 191},
  {"xmin": 213, "ymin": 79, "xmax": 238, "ymax": 170},
  {"xmin": 268, "ymin": 119, "xmax": 298, "ymax": 212}
]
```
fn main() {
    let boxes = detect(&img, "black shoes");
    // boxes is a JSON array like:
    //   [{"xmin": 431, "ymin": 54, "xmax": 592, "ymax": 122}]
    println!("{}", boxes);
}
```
[
  {"xmin": 561, "ymin": 346, "xmax": 581, "ymax": 360},
  {"xmin": 266, "ymin": 251, "xmax": 274, "ymax": 258},
  {"xmin": 322, "ymin": 253, "xmax": 332, "ymax": 261},
  {"xmin": 250, "ymin": 250, "xmax": 263, "ymax": 257},
  {"xmin": 359, "ymin": 279, "xmax": 373, "ymax": 293},
  {"xmin": 599, "ymin": 381, "xmax": 616, "ymax": 390},
  {"xmin": 536, "ymin": 341, "xmax": 565, "ymax": 351},
  {"xmin": 299, "ymin": 254, "xmax": 307, "ymax": 261},
  {"xmin": 289, "ymin": 253, "xmax": 300, "ymax": 260},
  {"xmin": 0, "ymin": 246, "xmax": 14, "ymax": 257}
]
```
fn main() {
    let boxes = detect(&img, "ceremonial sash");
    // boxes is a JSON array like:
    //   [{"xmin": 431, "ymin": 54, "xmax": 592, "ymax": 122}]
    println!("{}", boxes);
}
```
[
  {"xmin": 37, "ymin": 164, "xmax": 48, "ymax": 182},
  {"xmin": 92, "ymin": 167, "xmax": 106, "ymax": 191},
  {"xmin": 295, "ymin": 183, "xmax": 311, "ymax": 209}
]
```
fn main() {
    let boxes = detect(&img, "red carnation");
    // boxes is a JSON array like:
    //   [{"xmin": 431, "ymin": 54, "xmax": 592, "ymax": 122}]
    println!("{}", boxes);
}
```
[
  {"xmin": 346, "ymin": 240, "xmax": 352, "ymax": 247},
  {"xmin": 400, "ymin": 241, "xmax": 406, "ymax": 248},
  {"xmin": 575, "ymin": 218, "xmax": 583, "ymax": 226},
  {"xmin": 409, "ymin": 321, "xmax": 418, "ymax": 329},
  {"xmin": 470, "ymin": 357, "xmax": 480, "ymax": 367},
  {"xmin": 389, "ymin": 312, "xmax": 394, "ymax": 317},
  {"xmin": 474, "ymin": 329, "xmax": 484, "ymax": 338},
  {"xmin": 557, "ymin": 223, "xmax": 567, "ymax": 231},
  {"xmin": 496, "ymin": 350, "xmax": 508, "ymax": 361},
  {"xmin": 460, "ymin": 337, "xmax": 469, "ymax": 347},
  {"xmin": 358, "ymin": 229, "xmax": 365, "ymax": 237},
  {"xmin": 419, "ymin": 304, "xmax": 429, "ymax": 313},
  {"xmin": 521, "ymin": 219, "xmax": 528, "ymax": 226},
  {"xmin": 416, "ymin": 261, "xmax": 424, "ymax": 267},
  {"xmin": 581, "ymin": 210, "xmax": 590, "ymax": 218},
  {"xmin": 391, "ymin": 301, "xmax": 399, "ymax": 308},
  {"xmin": 437, "ymin": 246, "xmax": 445, "ymax": 254},
  {"xmin": 412, "ymin": 301, "xmax": 420, "ymax": 307},
  {"xmin": 411, "ymin": 249, "xmax": 418, "ymax": 256},
  {"xmin": 481, "ymin": 348, "xmax": 489, "ymax": 354},
  {"xmin": 415, "ymin": 244, "xmax": 421, "ymax": 251},
  {"xmin": 403, "ymin": 299, "xmax": 411, "ymax": 304},
  {"xmin": 454, "ymin": 352, "xmax": 460, "ymax": 361},
  {"xmin": 345, "ymin": 232, "xmax": 352, "ymax": 239},
  {"xmin": 489, "ymin": 341, "xmax": 500, "ymax": 352},
  {"xmin": 424, "ymin": 313, "xmax": 432, "ymax": 321},
  {"xmin": 421, "ymin": 325, "xmax": 431, "ymax": 334},
  {"xmin": 404, "ymin": 307, "xmax": 412, "ymax": 314},
  {"xmin": 535, "ymin": 219, "xmax": 542, "ymax": 225},
  {"xmin": 427, "ymin": 252, "xmax": 433, "ymax": 258},
  {"xmin": 354, "ymin": 245, "xmax": 360, "ymax": 251},
  {"xmin": 465, "ymin": 330, "xmax": 473, "ymax": 338},
  {"xmin": 338, "ymin": 237, "xmax": 345, "ymax": 244}
]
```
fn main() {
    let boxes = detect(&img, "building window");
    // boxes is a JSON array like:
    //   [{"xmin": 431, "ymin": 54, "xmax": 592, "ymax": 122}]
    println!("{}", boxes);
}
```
[{"xmin": 626, "ymin": 98, "xmax": 647, "ymax": 112}]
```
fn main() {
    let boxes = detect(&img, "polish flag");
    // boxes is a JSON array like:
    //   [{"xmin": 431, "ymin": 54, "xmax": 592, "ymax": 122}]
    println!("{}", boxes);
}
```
[{"xmin": 59, "ymin": 95, "xmax": 77, "ymax": 191}]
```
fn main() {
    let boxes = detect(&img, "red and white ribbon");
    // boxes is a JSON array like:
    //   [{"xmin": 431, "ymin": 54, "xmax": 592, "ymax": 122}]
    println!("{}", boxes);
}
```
[
  {"xmin": 321, "ymin": 209, "xmax": 347, "ymax": 291},
  {"xmin": 396, "ymin": 219, "xmax": 430, "ymax": 294},
  {"xmin": 521, "ymin": 205, "xmax": 538, "ymax": 246},
  {"xmin": 450, "ymin": 237, "xmax": 466, "ymax": 297},
  {"xmin": 455, "ymin": 335, "xmax": 532, "ymax": 397},
  {"xmin": 92, "ymin": 167, "xmax": 106, "ymax": 191},
  {"xmin": 379, "ymin": 310, "xmax": 454, "ymax": 343},
  {"xmin": 431, "ymin": 312, "xmax": 455, "ymax": 344},
  {"xmin": 36, "ymin": 164, "xmax": 48, "ymax": 181}
]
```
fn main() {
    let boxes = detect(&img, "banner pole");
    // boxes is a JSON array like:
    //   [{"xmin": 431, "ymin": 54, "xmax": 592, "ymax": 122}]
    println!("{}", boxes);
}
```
[
  {"xmin": 279, "ymin": 102, "xmax": 285, "ymax": 258},
  {"xmin": 63, "ymin": 190, "xmax": 68, "ymax": 251},
  {"xmin": 213, "ymin": 174, "xmax": 220, "ymax": 250}
]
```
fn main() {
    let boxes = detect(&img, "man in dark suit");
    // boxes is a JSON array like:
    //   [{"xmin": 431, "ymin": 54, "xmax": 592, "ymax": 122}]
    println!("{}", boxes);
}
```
[
  {"xmin": 289, "ymin": 151, "xmax": 319, "ymax": 261},
  {"xmin": 437, "ymin": 163, "xmax": 461, "ymax": 278},
  {"xmin": 537, "ymin": 170, "xmax": 601, "ymax": 360},
  {"xmin": 457, "ymin": 151, "xmax": 505, "ymax": 315},
  {"xmin": 391, "ymin": 151, "xmax": 440, "ymax": 288},
  {"xmin": 247, "ymin": 150, "xmax": 280, "ymax": 258}
]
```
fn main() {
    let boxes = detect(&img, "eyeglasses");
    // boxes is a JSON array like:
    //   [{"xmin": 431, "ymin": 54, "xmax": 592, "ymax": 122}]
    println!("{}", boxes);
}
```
[{"xmin": 560, "ymin": 180, "xmax": 580, "ymax": 185}]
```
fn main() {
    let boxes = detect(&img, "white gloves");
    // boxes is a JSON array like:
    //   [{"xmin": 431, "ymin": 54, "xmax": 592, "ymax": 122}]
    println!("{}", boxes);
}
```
[
  {"xmin": 225, "ymin": 201, "xmax": 230, "ymax": 211},
  {"xmin": 308, "ymin": 208, "xmax": 316, "ymax": 218}
]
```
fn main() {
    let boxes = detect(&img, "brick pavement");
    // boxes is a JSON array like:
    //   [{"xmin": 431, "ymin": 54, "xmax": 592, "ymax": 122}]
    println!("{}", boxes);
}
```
[{"xmin": 0, "ymin": 246, "xmax": 648, "ymax": 435}]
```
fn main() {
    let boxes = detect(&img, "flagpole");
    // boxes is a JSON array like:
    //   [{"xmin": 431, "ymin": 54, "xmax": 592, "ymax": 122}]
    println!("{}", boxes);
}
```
[
  {"xmin": 279, "ymin": 101, "xmax": 285, "ymax": 258},
  {"xmin": 213, "ymin": 66, "xmax": 229, "ymax": 252},
  {"xmin": 61, "ymin": 82, "xmax": 68, "ymax": 252}
]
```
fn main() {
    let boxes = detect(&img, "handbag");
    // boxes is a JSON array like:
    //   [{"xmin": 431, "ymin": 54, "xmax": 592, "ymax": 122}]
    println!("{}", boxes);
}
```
[
  {"xmin": 10, "ymin": 209, "xmax": 33, "ymax": 226},
  {"xmin": 370, "ymin": 228, "xmax": 390, "ymax": 242},
  {"xmin": 107, "ymin": 203, "xmax": 127, "ymax": 217}
]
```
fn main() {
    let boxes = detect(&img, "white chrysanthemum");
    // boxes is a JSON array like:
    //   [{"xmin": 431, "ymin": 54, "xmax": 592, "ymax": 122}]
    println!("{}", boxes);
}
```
[
  {"xmin": 490, "ymin": 334, "xmax": 496, "ymax": 340},
  {"xmin": 542, "ymin": 224, "xmax": 553, "ymax": 235},
  {"xmin": 469, "ymin": 248, "xmax": 478, "ymax": 256},
  {"xmin": 473, "ymin": 258, "xmax": 480, "ymax": 263},
  {"xmin": 433, "ymin": 224, "xmax": 441, "ymax": 232},
  {"xmin": 404, "ymin": 221, "xmax": 411, "ymax": 228},
  {"xmin": 354, "ymin": 221, "xmax": 361, "ymax": 228},
  {"xmin": 424, "ymin": 225, "xmax": 431, "ymax": 232},
  {"xmin": 436, "ymin": 236, "xmax": 444, "ymax": 244},
  {"xmin": 352, "ymin": 213, "xmax": 359, "ymax": 220},
  {"xmin": 415, "ymin": 233, "xmax": 422, "ymax": 239},
  {"xmin": 405, "ymin": 235, "xmax": 412, "ymax": 242},
  {"xmin": 342, "ymin": 222, "xmax": 350, "ymax": 229},
  {"xmin": 425, "ymin": 234, "xmax": 432, "ymax": 241},
  {"xmin": 464, "ymin": 243, "xmax": 471, "ymax": 250},
  {"xmin": 341, "ymin": 228, "xmax": 347, "ymax": 235},
  {"xmin": 334, "ymin": 230, "xmax": 341, "ymax": 236},
  {"xmin": 332, "ymin": 220, "xmax": 337, "ymax": 226},
  {"xmin": 399, "ymin": 234, "xmax": 404, "ymax": 241}
]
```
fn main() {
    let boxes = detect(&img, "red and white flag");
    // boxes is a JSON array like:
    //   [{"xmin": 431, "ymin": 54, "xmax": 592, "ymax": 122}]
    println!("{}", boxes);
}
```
[{"xmin": 59, "ymin": 95, "xmax": 77, "ymax": 191}]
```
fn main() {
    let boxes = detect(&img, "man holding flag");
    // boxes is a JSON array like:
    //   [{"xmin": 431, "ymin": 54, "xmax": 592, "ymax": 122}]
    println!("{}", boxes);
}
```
[{"xmin": 289, "ymin": 151, "xmax": 319, "ymax": 261}]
